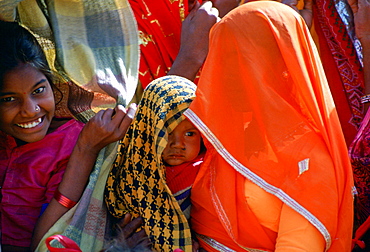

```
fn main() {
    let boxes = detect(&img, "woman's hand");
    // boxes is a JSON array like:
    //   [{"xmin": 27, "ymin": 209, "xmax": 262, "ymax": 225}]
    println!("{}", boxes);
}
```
[
  {"xmin": 103, "ymin": 213, "xmax": 151, "ymax": 251},
  {"xmin": 77, "ymin": 103, "xmax": 136, "ymax": 154},
  {"xmin": 31, "ymin": 104, "xmax": 136, "ymax": 250}
]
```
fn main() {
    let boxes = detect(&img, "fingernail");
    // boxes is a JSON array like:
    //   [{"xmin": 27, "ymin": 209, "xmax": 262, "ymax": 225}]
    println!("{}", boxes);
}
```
[
  {"xmin": 127, "ymin": 103, "xmax": 137, "ymax": 119},
  {"xmin": 117, "ymin": 104, "xmax": 124, "ymax": 109},
  {"xmin": 129, "ymin": 103, "xmax": 137, "ymax": 109}
]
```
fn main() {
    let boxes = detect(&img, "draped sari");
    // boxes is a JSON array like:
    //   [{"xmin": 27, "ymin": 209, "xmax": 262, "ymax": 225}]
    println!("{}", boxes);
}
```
[
  {"xmin": 311, "ymin": 0, "xmax": 370, "ymax": 248},
  {"xmin": 312, "ymin": 0, "xmax": 364, "ymax": 145},
  {"xmin": 184, "ymin": 2, "xmax": 354, "ymax": 251}
]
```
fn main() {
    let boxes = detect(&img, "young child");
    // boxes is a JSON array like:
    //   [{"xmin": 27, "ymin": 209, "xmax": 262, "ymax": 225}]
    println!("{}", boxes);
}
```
[
  {"xmin": 0, "ymin": 21, "xmax": 135, "ymax": 251},
  {"xmin": 162, "ymin": 118, "xmax": 205, "ymax": 219},
  {"xmin": 105, "ymin": 75, "xmax": 200, "ymax": 251}
]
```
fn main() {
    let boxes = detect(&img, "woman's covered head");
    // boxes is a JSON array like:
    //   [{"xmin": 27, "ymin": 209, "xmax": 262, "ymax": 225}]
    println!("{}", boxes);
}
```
[
  {"xmin": 0, "ymin": 21, "xmax": 55, "ymax": 143},
  {"xmin": 190, "ymin": 1, "xmax": 323, "ymax": 156}
]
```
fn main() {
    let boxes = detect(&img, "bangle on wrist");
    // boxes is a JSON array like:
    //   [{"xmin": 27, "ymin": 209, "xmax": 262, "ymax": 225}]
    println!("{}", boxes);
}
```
[{"xmin": 54, "ymin": 189, "xmax": 77, "ymax": 209}]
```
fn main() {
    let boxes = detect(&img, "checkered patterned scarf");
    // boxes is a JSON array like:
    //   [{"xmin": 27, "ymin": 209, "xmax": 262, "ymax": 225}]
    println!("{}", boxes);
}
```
[{"xmin": 105, "ymin": 75, "xmax": 196, "ymax": 252}]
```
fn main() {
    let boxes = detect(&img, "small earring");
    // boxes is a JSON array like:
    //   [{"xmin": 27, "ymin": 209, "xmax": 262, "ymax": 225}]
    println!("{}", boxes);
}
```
[{"xmin": 35, "ymin": 105, "xmax": 40, "ymax": 112}]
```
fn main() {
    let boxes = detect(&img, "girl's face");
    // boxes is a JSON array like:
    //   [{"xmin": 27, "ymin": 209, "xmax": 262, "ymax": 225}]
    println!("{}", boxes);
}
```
[
  {"xmin": 162, "ymin": 119, "xmax": 201, "ymax": 166},
  {"xmin": 0, "ymin": 63, "xmax": 55, "ymax": 143}
]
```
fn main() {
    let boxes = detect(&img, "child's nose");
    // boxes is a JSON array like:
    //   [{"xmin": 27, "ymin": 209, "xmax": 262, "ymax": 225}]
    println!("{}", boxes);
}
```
[{"xmin": 170, "ymin": 135, "xmax": 185, "ymax": 149}]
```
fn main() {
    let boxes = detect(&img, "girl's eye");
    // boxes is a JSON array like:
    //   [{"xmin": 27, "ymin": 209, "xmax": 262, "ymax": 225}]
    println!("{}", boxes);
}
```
[
  {"xmin": 185, "ymin": 132, "xmax": 195, "ymax": 137},
  {"xmin": 33, "ymin": 86, "xmax": 45, "ymax": 94},
  {"xmin": 0, "ymin": 96, "xmax": 15, "ymax": 102}
]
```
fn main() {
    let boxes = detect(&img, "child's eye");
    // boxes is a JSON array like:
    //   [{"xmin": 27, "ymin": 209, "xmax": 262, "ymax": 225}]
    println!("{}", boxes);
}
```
[
  {"xmin": 33, "ymin": 86, "xmax": 45, "ymax": 94},
  {"xmin": 185, "ymin": 132, "xmax": 195, "ymax": 137},
  {"xmin": 0, "ymin": 96, "xmax": 15, "ymax": 102}
]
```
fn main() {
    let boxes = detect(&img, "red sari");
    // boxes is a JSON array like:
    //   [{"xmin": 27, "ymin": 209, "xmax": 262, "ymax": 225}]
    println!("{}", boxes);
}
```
[
  {"xmin": 313, "ymin": 0, "xmax": 365, "ymax": 146},
  {"xmin": 129, "ymin": 0, "xmax": 189, "ymax": 88}
]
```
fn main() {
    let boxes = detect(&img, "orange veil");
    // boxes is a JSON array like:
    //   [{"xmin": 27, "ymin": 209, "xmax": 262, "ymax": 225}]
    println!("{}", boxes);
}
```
[{"xmin": 185, "ymin": 1, "xmax": 354, "ymax": 251}]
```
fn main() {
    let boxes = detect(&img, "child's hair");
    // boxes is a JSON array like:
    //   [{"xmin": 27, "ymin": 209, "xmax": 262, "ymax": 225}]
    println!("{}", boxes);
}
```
[{"xmin": 0, "ymin": 20, "xmax": 54, "ymax": 89}]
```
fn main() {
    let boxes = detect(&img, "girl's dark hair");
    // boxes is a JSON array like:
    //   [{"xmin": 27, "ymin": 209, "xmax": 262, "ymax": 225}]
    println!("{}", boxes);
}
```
[{"xmin": 0, "ymin": 20, "xmax": 54, "ymax": 89}]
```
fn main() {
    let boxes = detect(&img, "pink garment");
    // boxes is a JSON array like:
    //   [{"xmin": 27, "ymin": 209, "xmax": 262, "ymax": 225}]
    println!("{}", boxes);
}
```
[{"xmin": 0, "ymin": 119, "xmax": 84, "ymax": 248}]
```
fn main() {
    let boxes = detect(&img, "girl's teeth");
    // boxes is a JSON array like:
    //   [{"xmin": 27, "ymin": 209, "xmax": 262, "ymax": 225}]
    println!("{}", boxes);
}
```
[{"xmin": 17, "ymin": 118, "xmax": 42, "ymax": 129}]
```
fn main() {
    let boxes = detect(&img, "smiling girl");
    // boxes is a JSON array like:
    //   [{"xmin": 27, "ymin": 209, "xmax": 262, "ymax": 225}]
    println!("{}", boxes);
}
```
[
  {"xmin": 0, "ymin": 21, "xmax": 135, "ymax": 252},
  {"xmin": 0, "ymin": 63, "xmax": 57, "ymax": 144}
]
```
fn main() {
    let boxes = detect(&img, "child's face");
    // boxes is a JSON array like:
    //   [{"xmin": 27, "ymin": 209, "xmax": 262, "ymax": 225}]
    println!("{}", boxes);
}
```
[
  {"xmin": 0, "ymin": 63, "xmax": 55, "ymax": 143},
  {"xmin": 162, "ymin": 118, "xmax": 201, "ymax": 166}
]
